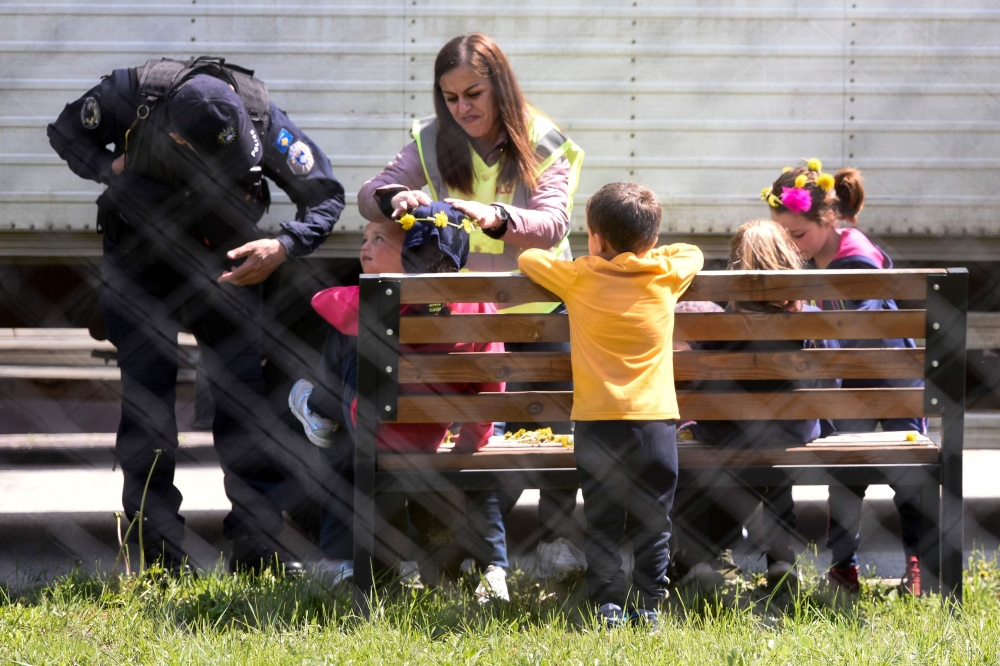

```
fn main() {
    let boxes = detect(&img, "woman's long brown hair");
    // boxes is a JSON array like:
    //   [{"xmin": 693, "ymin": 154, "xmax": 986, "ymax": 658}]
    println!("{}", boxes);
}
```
[{"xmin": 433, "ymin": 33, "xmax": 539, "ymax": 196}]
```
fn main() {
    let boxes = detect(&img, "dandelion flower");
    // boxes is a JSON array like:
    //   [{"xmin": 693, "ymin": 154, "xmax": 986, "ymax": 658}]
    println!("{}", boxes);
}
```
[
  {"xmin": 462, "ymin": 217, "xmax": 474, "ymax": 233},
  {"xmin": 806, "ymin": 158, "xmax": 822, "ymax": 172},
  {"xmin": 760, "ymin": 186, "xmax": 773, "ymax": 201},
  {"xmin": 399, "ymin": 213, "xmax": 416, "ymax": 230},
  {"xmin": 433, "ymin": 211, "xmax": 449, "ymax": 228},
  {"xmin": 816, "ymin": 173, "xmax": 835, "ymax": 192},
  {"xmin": 767, "ymin": 193, "xmax": 782, "ymax": 208},
  {"xmin": 782, "ymin": 166, "xmax": 793, "ymax": 173},
  {"xmin": 905, "ymin": 431, "xmax": 918, "ymax": 442},
  {"xmin": 794, "ymin": 174, "xmax": 808, "ymax": 189}
]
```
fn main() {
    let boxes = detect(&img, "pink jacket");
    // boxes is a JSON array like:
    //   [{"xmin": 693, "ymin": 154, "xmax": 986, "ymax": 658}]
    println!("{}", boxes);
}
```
[
  {"xmin": 358, "ymin": 140, "xmax": 572, "ymax": 271},
  {"xmin": 311, "ymin": 285, "xmax": 505, "ymax": 454}
]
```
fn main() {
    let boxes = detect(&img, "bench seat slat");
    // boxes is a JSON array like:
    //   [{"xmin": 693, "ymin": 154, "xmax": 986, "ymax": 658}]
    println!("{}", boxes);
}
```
[
  {"xmin": 382, "ymin": 269, "xmax": 944, "ymax": 306},
  {"xmin": 398, "ymin": 348, "xmax": 926, "ymax": 383},
  {"xmin": 377, "ymin": 440, "xmax": 940, "ymax": 471},
  {"xmin": 399, "ymin": 310, "xmax": 925, "ymax": 344},
  {"xmin": 393, "ymin": 388, "xmax": 927, "ymax": 423}
]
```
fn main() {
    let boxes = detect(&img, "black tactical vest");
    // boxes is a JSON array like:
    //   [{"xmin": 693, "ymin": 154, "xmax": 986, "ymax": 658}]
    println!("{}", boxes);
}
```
[{"xmin": 121, "ymin": 57, "xmax": 272, "ymax": 248}]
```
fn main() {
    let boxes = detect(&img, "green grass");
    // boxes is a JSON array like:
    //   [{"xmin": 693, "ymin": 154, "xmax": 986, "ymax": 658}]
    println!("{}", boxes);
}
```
[{"xmin": 5, "ymin": 554, "xmax": 1000, "ymax": 664}]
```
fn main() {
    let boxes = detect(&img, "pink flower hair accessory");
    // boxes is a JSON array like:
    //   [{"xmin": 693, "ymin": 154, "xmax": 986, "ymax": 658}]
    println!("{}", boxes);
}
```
[{"xmin": 780, "ymin": 187, "xmax": 813, "ymax": 215}]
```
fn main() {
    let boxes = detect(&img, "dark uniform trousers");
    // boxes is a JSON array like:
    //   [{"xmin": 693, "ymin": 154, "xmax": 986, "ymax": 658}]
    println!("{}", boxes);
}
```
[{"xmin": 100, "ymin": 225, "xmax": 304, "ymax": 555}]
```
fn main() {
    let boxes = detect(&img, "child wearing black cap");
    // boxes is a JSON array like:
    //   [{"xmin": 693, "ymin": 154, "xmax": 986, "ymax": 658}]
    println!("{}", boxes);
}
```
[{"xmin": 289, "ymin": 204, "xmax": 510, "ymax": 602}]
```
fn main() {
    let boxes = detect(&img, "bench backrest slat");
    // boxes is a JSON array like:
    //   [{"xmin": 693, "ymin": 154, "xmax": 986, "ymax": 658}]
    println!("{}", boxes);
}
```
[
  {"xmin": 397, "ymin": 348, "xmax": 926, "ymax": 384},
  {"xmin": 398, "ymin": 310, "xmax": 926, "ymax": 345},
  {"xmin": 382, "ymin": 269, "xmax": 946, "ymax": 305},
  {"xmin": 394, "ymin": 388, "xmax": 926, "ymax": 424}
]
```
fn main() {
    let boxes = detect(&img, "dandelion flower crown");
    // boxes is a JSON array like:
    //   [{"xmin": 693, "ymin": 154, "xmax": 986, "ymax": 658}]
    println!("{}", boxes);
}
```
[
  {"xmin": 398, "ymin": 210, "xmax": 478, "ymax": 234},
  {"xmin": 760, "ymin": 157, "xmax": 836, "ymax": 215}
]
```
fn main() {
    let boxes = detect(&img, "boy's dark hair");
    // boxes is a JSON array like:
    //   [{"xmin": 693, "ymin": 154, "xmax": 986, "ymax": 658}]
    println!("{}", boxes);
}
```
[{"xmin": 586, "ymin": 182, "xmax": 661, "ymax": 255}]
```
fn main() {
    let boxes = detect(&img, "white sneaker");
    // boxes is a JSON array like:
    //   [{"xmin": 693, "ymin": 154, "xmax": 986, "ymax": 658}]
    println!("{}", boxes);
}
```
[
  {"xmin": 313, "ymin": 558, "xmax": 353, "ymax": 587},
  {"xmin": 398, "ymin": 560, "xmax": 423, "ymax": 588},
  {"xmin": 535, "ymin": 537, "xmax": 587, "ymax": 578},
  {"xmin": 288, "ymin": 379, "xmax": 338, "ymax": 447},
  {"xmin": 475, "ymin": 565, "xmax": 510, "ymax": 604}
]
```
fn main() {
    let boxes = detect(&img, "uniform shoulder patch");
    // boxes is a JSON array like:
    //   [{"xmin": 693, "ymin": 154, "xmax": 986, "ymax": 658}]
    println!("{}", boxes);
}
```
[
  {"xmin": 274, "ymin": 128, "xmax": 294, "ymax": 154},
  {"xmin": 80, "ymin": 97, "xmax": 101, "ymax": 130},
  {"xmin": 287, "ymin": 140, "xmax": 314, "ymax": 176}
]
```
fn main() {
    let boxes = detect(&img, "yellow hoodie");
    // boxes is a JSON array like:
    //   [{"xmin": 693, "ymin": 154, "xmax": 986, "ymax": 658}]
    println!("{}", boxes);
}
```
[{"xmin": 518, "ymin": 244, "xmax": 703, "ymax": 421}]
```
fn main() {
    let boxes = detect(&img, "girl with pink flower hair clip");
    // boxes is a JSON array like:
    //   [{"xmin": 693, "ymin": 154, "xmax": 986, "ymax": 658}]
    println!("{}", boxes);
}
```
[{"xmin": 761, "ymin": 159, "xmax": 927, "ymax": 598}]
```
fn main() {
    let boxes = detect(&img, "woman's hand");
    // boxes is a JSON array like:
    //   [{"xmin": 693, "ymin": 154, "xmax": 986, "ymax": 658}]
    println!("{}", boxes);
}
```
[
  {"xmin": 445, "ymin": 199, "xmax": 501, "ymax": 230},
  {"xmin": 390, "ymin": 190, "xmax": 432, "ymax": 218}
]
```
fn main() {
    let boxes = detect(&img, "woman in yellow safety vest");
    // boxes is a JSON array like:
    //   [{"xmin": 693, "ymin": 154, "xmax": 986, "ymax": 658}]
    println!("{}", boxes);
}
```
[
  {"xmin": 358, "ymin": 32, "xmax": 584, "ymax": 279},
  {"xmin": 358, "ymin": 32, "xmax": 586, "ymax": 570}
]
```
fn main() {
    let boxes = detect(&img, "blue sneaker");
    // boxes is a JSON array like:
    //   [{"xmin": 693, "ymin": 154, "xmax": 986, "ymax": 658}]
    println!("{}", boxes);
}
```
[
  {"xmin": 629, "ymin": 609, "xmax": 659, "ymax": 630},
  {"xmin": 288, "ymin": 379, "xmax": 338, "ymax": 447},
  {"xmin": 597, "ymin": 603, "xmax": 625, "ymax": 629}
]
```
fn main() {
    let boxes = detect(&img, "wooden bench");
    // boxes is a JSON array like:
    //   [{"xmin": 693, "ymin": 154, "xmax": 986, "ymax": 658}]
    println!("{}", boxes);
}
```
[{"xmin": 347, "ymin": 268, "xmax": 968, "ymax": 607}]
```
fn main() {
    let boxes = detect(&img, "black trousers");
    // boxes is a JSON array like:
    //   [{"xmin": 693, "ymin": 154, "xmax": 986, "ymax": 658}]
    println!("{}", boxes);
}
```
[
  {"xmin": 100, "ymin": 228, "xmax": 326, "ymax": 556},
  {"xmin": 575, "ymin": 420, "xmax": 677, "ymax": 609},
  {"xmin": 502, "ymin": 321, "xmax": 579, "ymax": 543},
  {"xmin": 827, "ymin": 417, "xmax": 925, "ymax": 568},
  {"xmin": 672, "ymin": 483, "xmax": 796, "ymax": 574}
]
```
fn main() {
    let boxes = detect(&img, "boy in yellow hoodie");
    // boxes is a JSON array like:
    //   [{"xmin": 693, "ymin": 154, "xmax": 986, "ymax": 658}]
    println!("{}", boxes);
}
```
[{"xmin": 519, "ymin": 182, "xmax": 703, "ymax": 625}]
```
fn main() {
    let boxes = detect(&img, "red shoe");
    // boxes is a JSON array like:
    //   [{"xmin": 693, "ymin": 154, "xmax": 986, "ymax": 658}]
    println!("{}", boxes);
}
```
[
  {"xmin": 900, "ymin": 556, "xmax": 921, "ymax": 596},
  {"xmin": 828, "ymin": 565, "xmax": 860, "ymax": 594}
]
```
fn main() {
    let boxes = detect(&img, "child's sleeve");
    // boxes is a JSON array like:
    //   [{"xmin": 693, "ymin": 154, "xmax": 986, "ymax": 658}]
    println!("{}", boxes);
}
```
[
  {"xmin": 649, "ymin": 243, "xmax": 704, "ymax": 294},
  {"xmin": 453, "ymin": 421, "xmax": 495, "ymax": 452},
  {"xmin": 517, "ymin": 248, "xmax": 579, "ymax": 301}
]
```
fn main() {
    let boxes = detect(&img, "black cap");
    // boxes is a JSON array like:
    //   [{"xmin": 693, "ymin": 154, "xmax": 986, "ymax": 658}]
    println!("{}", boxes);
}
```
[
  {"xmin": 403, "ymin": 203, "xmax": 471, "ymax": 272},
  {"xmin": 166, "ymin": 74, "xmax": 262, "ymax": 178}
]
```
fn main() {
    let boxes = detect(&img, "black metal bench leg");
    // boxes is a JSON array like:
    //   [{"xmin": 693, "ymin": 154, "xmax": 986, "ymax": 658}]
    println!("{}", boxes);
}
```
[
  {"xmin": 926, "ymin": 268, "xmax": 968, "ymax": 604},
  {"xmin": 941, "ymin": 454, "xmax": 964, "ymax": 603},
  {"xmin": 352, "ymin": 459, "xmax": 376, "ymax": 616},
  {"xmin": 919, "ymin": 481, "xmax": 941, "ymax": 596}
]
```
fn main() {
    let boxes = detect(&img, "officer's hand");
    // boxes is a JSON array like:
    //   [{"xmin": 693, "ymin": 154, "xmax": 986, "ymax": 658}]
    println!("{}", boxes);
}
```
[
  {"xmin": 445, "ymin": 199, "xmax": 500, "ymax": 230},
  {"xmin": 390, "ymin": 190, "xmax": 432, "ymax": 218},
  {"xmin": 218, "ymin": 239, "xmax": 288, "ymax": 286},
  {"xmin": 111, "ymin": 154, "xmax": 126, "ymax": 175}
]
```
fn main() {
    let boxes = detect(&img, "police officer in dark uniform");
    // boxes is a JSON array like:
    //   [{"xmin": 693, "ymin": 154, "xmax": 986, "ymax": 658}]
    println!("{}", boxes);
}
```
[{"xmin": 47, "ymin": 57, "xmax": 346, "ymax": 574}]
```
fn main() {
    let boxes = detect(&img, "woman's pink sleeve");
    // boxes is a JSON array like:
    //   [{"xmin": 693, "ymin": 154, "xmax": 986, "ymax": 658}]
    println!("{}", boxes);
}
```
[
  {"xmin": 494, "ymin": 157, "xmax": 572, "ymax": 250},
  {"xmin": 357, "ymin": 141, "xmax": 429, "ymax": 221}
]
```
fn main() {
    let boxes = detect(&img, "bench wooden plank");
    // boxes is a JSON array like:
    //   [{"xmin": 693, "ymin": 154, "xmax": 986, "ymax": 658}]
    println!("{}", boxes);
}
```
[
  {"xmin": 392, "ymin": 388, "xmax": 927, "ymax": 423},
  {"xmin": 681, "ymin": 270, "xmax": 939, "ymax": 303},
  {"xmin": 382, "ymin": 269, "xmax": 945, "ymax": 305},
  {"xmin": 399, "ymin": 351, "xmax": 572, "ymax": 383},
  {"xmin": 400, "ymin": 313, "xmax": 568, "ymax": 344},
  {"xmin": 398, "ymin": 348, "xmax": 926, "ymax": 384},
  {"xmin": 377, "ymin": 441, "xmax": 940, "ymax": 471},
  {"xmin": 398, "ymin": 310, "xmax": 926, "ymax": 344}
]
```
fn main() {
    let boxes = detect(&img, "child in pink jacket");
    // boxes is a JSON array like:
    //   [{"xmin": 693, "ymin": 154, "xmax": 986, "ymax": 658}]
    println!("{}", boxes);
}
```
[{"xmin": 289, "ymin": 204, "xmax": 509, "ymax": 601}]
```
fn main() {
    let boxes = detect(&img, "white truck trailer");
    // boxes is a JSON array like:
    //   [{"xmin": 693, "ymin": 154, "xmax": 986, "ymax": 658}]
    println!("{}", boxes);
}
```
[{"xmin": 2, "ymin": 0, "xmax": 998, "ymax": 265}]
